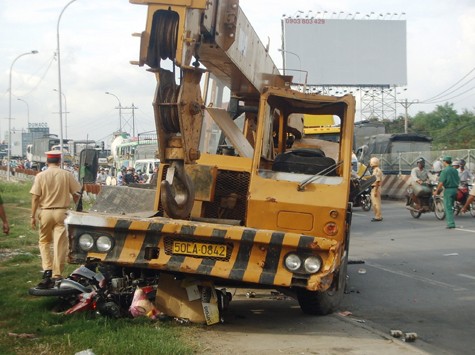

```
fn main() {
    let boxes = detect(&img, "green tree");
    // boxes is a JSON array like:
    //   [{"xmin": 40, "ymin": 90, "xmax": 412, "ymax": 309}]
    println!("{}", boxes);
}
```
[{"xmin": 406, "ymin": 103, "xmax": 475, "ymax": 150}]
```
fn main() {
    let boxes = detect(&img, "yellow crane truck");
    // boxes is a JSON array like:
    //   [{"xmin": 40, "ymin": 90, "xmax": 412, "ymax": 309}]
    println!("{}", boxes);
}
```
[{"xmin": 65, "ymin": 0, "xmax": 356, "ymax": 316}]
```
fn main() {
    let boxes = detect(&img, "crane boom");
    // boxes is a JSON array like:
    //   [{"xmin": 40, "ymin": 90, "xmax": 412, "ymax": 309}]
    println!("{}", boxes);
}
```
[{"xmin": 130, "ymin": 0, "xmax": 285, "ymax": 98}]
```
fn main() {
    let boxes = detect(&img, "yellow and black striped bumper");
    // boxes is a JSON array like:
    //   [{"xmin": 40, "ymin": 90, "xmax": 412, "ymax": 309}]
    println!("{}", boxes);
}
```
[{"xmin": 66, "ymin": 211, "xmax": 341, "ymax": 291}]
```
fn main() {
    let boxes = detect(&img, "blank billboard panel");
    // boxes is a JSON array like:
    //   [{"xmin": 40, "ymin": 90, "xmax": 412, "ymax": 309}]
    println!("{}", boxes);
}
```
[{"xmin": 282, "ymin": 19, "xmax": 407, "ymax": 86}]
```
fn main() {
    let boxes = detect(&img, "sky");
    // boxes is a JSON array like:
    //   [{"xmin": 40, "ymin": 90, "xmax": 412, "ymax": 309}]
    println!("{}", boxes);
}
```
[{"xmin": 1, "ymin": 0, "xmax": 475, "ymax": 147}]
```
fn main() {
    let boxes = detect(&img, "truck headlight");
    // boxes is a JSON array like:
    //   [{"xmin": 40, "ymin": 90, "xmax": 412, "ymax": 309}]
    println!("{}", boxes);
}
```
[
  {"xmin": 96, "ymin": 236, "xmax": 113, "ymax": 252},
  {"xmin": 78, "ymin": 234, "xmax": 94, "ymax": 251},
  {"xmin": 284, "ymin": 253, "xmax": 301, "ymax": 271},
  {"xmin": 304, "ymin": 256, "xmax": 322, "ymax": 273}
]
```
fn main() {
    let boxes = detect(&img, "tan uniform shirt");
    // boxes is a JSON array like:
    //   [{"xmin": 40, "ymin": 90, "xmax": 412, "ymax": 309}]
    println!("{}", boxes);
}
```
[
  {"xmin": 372, "ymin": 166, "xmax": 383, "ymax": 187},
  {"xmin": 30, "ymin": 166, "xmax": 81, "ymax": 207}
]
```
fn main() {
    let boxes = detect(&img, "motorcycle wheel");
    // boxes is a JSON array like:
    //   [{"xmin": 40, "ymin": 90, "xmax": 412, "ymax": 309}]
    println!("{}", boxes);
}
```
[
  {"xmin": 361, "ymin": 195, "xmax": 372, "ymax": 211},
  {"xmin": 434, "ymin": 197, "xmax": 446, "ymax": 220},
  {"xmin": 454, "ymin": 202, "xmax": 461, "ymax": 216},
  {"xmin": 409, "ymin": 200, "xmax": 421, "ymax": 218},
  {"xmin": 28, "ymin": 286, "xmax": 81, "ymax": 297},
  {"xmin": 471, "ymin": 202, "xmax": 475, "ymax": 217}
]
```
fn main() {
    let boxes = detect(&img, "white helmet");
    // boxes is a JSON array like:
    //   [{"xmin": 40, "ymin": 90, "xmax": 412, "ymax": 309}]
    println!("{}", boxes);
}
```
[{"xmin": 370, "ymin": 157, "xmax": 380, "ymax": 167}]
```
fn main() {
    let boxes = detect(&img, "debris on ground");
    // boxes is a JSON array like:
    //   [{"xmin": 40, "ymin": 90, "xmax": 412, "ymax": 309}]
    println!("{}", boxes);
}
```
[
  {"xmin": 390, "ymin": 329, "xmax": 403, "ymax": 338},
  {"xmin": 390, "ymin": 330, "xmax": 418, "ymax": 342},
  {"xmin": 338, "ymin": 311, "xmax": 353, "ymax": 317},
  {"xmin": 75, "ymin": 349, "xmax": 95, "ymax": 355},
  {"xmin": 403, "ymin": 332, "xmax": 418, "ymax": 342},
  {"xmin": 348, "ymin": 260, "xmax": 365, "ymax": 265},
  {"xmin": 129, "ymin": 287, "xmax": 160, "ymax": 319},
  {"xmin": 246, "ymin": 291, "xmax": 256, "ymax": 298},
  {"xmin": 8, "ymin": 332, "xmax": 36, "ymax": 339}
]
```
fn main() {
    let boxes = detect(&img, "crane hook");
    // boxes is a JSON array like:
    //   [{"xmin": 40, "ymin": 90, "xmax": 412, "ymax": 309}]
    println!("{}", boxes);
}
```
[{"xmin": 160, "ymin": 161, "xmax": 195, "ymax": 219}]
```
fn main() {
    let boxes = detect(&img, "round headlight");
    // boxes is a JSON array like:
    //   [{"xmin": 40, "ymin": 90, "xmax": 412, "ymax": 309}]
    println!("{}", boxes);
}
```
[
  {"xmin": 285, "ymin": 253, "xmax": 302, "ymax": 271},
  {"xmin": 96, "ymin": 236, "xmax": 113, "ymax": 252},
  {"xmin": 78, "ymin": 234, "xmax": 94, "ymax": 251},
  {"xmin": 304, "ymin": 256, "xmax": 322, "ymax": 273}
]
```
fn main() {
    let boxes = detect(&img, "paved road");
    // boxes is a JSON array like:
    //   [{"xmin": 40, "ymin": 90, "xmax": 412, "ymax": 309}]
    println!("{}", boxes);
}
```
[
  {"xmin": 344, "ymin": 200, "xmax": 475, "ymax": 354},
  {"xmin": 196, "ymin": 200, "xmax": 475, "ymax": 354}
]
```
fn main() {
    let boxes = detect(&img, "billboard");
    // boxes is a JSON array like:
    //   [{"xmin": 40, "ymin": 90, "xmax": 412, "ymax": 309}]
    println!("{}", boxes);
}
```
[{"xmin": 282, "ymin": 18, "xmax": 407, "ymax": 86}]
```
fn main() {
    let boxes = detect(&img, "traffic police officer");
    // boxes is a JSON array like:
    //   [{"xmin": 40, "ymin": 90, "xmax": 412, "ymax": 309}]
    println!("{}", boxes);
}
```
[
  {"xmin": 30, "ymin": 150, "xmax": 82, "ymax": 288},
  {"xmin": 370, "ymin": 157, "xmax": 383, "ymax": 222}
]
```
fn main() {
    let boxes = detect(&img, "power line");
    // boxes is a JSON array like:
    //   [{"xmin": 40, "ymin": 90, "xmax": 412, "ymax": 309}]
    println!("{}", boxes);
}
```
[
  {"xmin": 421, "ymin": 84, "xmax": 475, "ymax": 104},
  {"xmin": 421, "ymin": 66, "xmax": 475, "ymax": 103}
]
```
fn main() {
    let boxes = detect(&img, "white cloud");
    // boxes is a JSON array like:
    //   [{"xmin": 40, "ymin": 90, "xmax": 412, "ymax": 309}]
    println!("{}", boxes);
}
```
[{"xmin": 1, "ymin": 0, "xmax": 475, "ymax": 146}]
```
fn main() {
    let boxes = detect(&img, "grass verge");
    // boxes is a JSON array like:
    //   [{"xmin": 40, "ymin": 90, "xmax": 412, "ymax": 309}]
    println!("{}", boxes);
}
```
[{"xmin": 0, "ymin": 180, "xmax": 201, "ymax": 355}]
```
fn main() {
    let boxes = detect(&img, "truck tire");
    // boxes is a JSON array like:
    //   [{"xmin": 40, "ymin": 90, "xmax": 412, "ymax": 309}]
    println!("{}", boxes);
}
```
[{"xmin": 296, "ymin": 254, "xmax": 348, "ymax": 315}]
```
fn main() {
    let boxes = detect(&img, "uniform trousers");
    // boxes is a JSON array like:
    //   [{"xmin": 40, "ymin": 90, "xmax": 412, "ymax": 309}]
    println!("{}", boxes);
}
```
[
  {"xmin": 38, "ymin": 209, "xmax": 68, "ymax": 278},
  {"xmin": 371, "ymin": 188, "xmax": 382, "ymax": 220},
  {"xmin": 443, "ymin": 187, "xmax": 457, "ymax": 228}
]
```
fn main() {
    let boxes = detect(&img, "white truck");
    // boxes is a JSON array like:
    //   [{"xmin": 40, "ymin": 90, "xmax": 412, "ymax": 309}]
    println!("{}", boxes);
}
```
[{"xmin": 26, "ymin": 136, "xmax": 73, "ymax": 170}]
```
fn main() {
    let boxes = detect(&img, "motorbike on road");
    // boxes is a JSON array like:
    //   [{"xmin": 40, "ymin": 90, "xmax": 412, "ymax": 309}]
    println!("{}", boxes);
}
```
[
  {"xmin": 350, "ymin": 176, "xmax": 374, "ymax": 211},
  {"xmin": 406, "ymin": 182, "xmax": 445, "ymax": 220},
  {"xmin": 453, "ymin": 184, "xmax": 475, "ymax": 217}
]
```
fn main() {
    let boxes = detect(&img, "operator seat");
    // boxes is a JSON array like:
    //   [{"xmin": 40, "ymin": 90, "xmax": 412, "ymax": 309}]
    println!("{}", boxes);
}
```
[{"xmin": 272, "ymin": 148, "xmax": 337, "ymax": 175}]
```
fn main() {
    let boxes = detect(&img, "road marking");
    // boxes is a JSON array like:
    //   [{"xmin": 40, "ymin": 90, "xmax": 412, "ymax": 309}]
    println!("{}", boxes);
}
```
[
  {"xmin": 366, "ymin": 262, "xmax": 468, "ymax": 291},
  {"xmin": 455, "ymin": 228, "xmax": 475, "ymax": 233},
  {"xmin": 458, "ymin": 273, "xmax": 475, "ymax": 281}
]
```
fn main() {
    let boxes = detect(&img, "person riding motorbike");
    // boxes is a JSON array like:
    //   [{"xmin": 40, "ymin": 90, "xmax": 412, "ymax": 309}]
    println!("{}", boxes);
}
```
[
  {"xmin": 457, "ymin": 159, "xmax": 473, "ymax": 187},
  {"xmin": 453, "ymin": 159, "xmax": 472, "ymax": 208},
  {"xmin": 409, "ymin": 158, "xmax": 434, "ymax": 211}
]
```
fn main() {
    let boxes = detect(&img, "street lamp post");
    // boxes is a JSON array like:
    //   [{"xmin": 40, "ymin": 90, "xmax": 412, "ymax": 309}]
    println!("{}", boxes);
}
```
[
  {"xmin": 105, "ymin": 91, "xmax": 122, "ymax": 131},
  {"xmin": 57, "ymin": 0, "xmax": 77, "ymax": 166},
  {"xmin": 53, "ymin": 89, "xmax": 68, "ymax": 138},
  {"xmin": 278, "ymin": 48, "xmax": 306, "ymax": 91},
  {"xmin": 7, "ymin": 50, "xmax": 38, "ymax": 181},
  {"xmin": 17, "ymin": 98, "xmax": 30, "ymax": 128}
]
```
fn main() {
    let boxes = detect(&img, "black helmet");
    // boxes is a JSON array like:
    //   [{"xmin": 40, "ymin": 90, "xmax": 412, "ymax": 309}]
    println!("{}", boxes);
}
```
[
  {"xmin": 460, "ymin": 159, "xmax": 466, "ymax": 166},
  {"xmin": 416, "ymin": 158, "xmax": 425, "ymax": 166}
]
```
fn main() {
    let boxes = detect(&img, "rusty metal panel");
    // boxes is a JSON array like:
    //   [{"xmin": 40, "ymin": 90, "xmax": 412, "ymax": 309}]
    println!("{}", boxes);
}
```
[
  {"xmin": 91, "ymin": 186, "xmax": 157, "ymax": 215},
  {"xmin": 185, "ymin": 164, "xmax": 218, "ymax": 202}
]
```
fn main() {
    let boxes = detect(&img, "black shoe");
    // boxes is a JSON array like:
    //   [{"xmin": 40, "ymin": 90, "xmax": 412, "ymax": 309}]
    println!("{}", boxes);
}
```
[
  {"xmin": 37, "ymin": 277, "xmax": 55, "ymax": 289},
  {"xmin": 37, "ymin": 270, "xmax": 54, "ymax": 289},
  {"xmin": 446, "ymin": 226, "xmax": 456, "ymax": 229},
  {"xmin": 371, "ymin": 218, "xmax": 383, "ymax": 222}
]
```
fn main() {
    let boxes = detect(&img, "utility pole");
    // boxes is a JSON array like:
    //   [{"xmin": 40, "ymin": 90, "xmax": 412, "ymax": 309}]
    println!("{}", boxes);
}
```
[
  {"xmin": 121, "ymin": 104, "xmax": 138, "ymax": 137},
  {"xmin": 396, "ymin": 99, "xmax": 419, "ymax": 133}
]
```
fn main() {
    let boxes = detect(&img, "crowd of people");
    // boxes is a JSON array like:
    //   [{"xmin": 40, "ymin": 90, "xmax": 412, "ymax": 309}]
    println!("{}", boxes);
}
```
[
  {"xmin": 95, "ymin": 165, "xmax": 158, "ymax": 186},
  {"xmin": 409, "ymin": 157, "xmax": 474, "ymax": 228}
]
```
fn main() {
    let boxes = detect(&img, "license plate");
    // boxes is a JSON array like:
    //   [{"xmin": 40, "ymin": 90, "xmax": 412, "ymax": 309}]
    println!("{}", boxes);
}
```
[{"xmin": 172, "ymin": 241, "xmax": 227, "ymax": 259}]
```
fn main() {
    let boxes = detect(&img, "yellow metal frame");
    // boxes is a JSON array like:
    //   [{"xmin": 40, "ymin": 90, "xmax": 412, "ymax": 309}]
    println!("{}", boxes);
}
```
[{"xmin": 132, "ymin": 0, "xmax": 208, "ymax": 66}]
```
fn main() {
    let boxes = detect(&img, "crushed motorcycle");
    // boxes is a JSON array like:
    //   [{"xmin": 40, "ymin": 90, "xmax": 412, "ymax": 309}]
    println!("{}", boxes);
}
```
[
  {"xmin": 28, "ymin": 264, "xmax": 159, "ymax": 317},
  {"xmin": 28, "ymin": 263, "xmax": 230, "ymax": 319}
]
